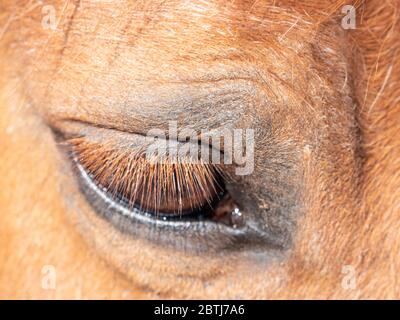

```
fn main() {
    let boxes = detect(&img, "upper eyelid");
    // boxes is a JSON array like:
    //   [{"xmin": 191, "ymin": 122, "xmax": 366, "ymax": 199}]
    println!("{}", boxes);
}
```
[{"xmin": 45, "ymin": 78, "xmax": 262, "ymax": 134}]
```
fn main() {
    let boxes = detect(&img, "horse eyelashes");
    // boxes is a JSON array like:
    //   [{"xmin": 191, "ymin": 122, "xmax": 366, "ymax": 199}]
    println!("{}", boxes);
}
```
[{"xmin": 67, "ymin": 137, "xmax": 228, "ymax": 219}]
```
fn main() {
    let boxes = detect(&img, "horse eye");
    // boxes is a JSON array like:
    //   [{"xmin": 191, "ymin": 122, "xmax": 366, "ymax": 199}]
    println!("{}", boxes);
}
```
[
  {"xmin": 67, "ymin": 137, "xmax": 241, "ymax": 227},
  {"xmin": 52, "ymin": 123, "xmax": 286, "ymax": 253}
]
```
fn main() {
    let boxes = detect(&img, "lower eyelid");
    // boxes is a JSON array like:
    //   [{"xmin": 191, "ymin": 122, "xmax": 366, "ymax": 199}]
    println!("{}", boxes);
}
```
[
  {"xmin": 74, "ymin": 154, "xmax": 247, "ymax": 248},
  {"xmin": 69, "ymin": 150, "xmax": 283, "ymax": 253}
]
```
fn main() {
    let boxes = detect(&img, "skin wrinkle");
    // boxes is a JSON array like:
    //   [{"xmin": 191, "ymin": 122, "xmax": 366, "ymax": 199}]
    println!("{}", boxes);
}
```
[
  {"xmin": 0, "ymin": 0, "xmax": 399, "ymax": 299},
  {"xmin": 42, "ymin": 0, "xmax": 81, "ymax": 104},
  {"xmin": 59, "ymin": 0, "xmax": 81, "ymax": 61}
]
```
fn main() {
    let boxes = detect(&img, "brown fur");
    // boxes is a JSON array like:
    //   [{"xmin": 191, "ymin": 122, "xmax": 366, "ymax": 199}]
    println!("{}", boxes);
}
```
[{"xmin": 0, "ymin": 0, "xmax": 399, "ymax": 299}]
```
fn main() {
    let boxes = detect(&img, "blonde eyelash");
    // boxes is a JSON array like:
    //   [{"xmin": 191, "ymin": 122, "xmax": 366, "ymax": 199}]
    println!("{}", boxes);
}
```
[{"xmin": 65, "ymin": 137, "xmax": 227, "ymax": 215}]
